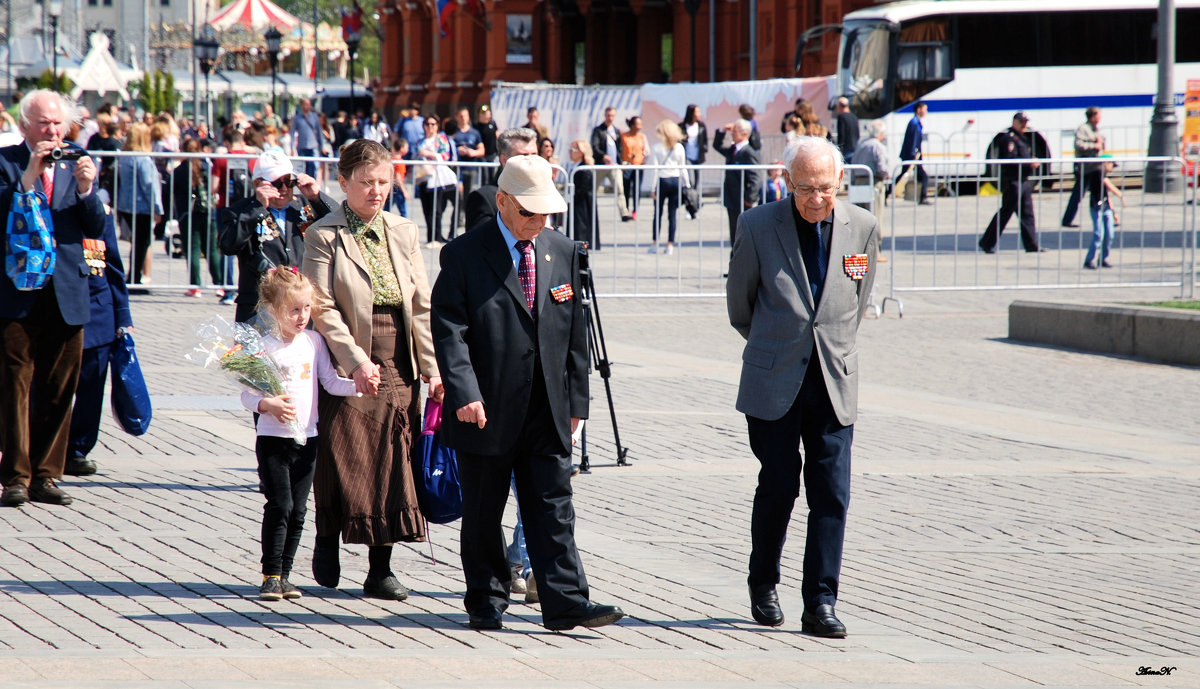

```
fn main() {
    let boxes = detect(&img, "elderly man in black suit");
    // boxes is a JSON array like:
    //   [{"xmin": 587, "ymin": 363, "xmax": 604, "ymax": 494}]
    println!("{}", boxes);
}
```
[
  {"xmin": 462, "ymin": 126, "xmax": 538, "ymax": 232},
  {"xmin": 431, "ymin": 155, "xmax": 624, "ymax": 632},
  {"xmin": 712, "ymin": 118, "xmax": 761, "ymax": 247},
  {"xmin": 727, "ymin": 136, "xmax": 878, "ymax": 637},
  {"xmin": 0, "ymin": 89, "xmax": 105, "ymax": 507}
]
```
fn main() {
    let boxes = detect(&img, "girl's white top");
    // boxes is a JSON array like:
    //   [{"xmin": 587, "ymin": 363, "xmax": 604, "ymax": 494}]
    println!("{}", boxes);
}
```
[{"xmin": 241, "ymin": 330, "xmax": 359, "ymax": 438}]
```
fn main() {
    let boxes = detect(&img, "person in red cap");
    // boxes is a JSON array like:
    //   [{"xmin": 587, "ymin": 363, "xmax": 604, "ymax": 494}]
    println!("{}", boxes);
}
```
[{"xmin": 431, "ymin": 155, "xmax": 625, "ymax": 633}]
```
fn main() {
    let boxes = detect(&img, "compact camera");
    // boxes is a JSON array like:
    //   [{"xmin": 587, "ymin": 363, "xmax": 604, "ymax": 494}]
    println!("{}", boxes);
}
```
[{"xmin": 44, "ymin": 147, "xmax": 87, "ymax": 162}]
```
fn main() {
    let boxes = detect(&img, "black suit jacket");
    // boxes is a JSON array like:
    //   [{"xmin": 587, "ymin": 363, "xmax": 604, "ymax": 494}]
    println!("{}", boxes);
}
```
[
  {"xmin": 590, "ymin": 124, "xmax": 625, "ymax": 165},
  {"xmin": 431, "ymin": 221, "xmax": 589, "ymax": 456},
  {"xmin": 218, "ymin": 191, "xmax": 334, "ymax": 322},
  {"xmin": 712, "ymin": 130, "xmax": 761, "ymax": 211},
  {"xmin": 0, "ymin": 142, "xmax": 106, "ymax": 326},
  {"xmin": 678, "ymin": 120, "xmax": 708, "ymax": 164},
  {"xmin": 464, "ymin": 184, "xmax": 498, "ymax": 232}
]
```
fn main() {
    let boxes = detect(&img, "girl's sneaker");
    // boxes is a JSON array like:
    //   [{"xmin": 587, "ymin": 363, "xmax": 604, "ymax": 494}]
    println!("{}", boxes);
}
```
[
  {"xmin": 260, "ymin": 575, "xmax": 283, "ymax": 601},
  {"xmin": 280, "ymin": 578, "xmax": 302, "ymax": 600}
]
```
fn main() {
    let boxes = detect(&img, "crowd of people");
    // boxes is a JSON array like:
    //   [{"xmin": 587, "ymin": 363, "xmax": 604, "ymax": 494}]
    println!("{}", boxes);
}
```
[{"xmin": 0, "ymin": 86, "xmax": 1119, "ymax": 640}]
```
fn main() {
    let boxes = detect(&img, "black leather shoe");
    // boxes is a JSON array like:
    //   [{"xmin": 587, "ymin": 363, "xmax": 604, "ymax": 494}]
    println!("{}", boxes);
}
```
[
  {"xmin": 749, "ymin": 584, "xmax": 784, "ymax": 627},
  {"xmin": 801, "ymin": 603, "xmax": 847, "ymax": 638},
  {"xmin": 65, "ymin": 456, "xmax": 97, "ymax": 476},
  {"xmin": 29, "ymin": 478, "xmax": 73, "ymax": 506},
  {"xmin": 544, "ymin": 603, "xmax": 625, "ymax": 631},
  {"xmin": 468, "ymin": 608, "xmax": 503, "ymax": 630},
  {"xmin": 1026, "ymin": 247, "xmax": 1047, "ymax": 253},
  {"xmin": 363, "ymin": 574, "xmax": 409, "ymax": 601},
  {"xmin": 311, "ymin": 538, "xmax": 341, "ymax": 588},
  {"xmin": 1062, "ymin": 222, "xmax": 1079, "ymax": 228},
  {"xmin": 1, "ymin": 484, "xmax": 29, "ymax": 507},
  {"xmin": 979, "ymin": 245, "xmax": 996, "ymax": 254}
]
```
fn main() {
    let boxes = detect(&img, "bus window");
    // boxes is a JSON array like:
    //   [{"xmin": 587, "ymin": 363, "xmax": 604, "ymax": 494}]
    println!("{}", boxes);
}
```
[
  {"xmin": 895, "ymin": 19, "xmax": 951, "ymax": 108},
  {"xmin": 840, "ymin": 20, "xmax": 893, "ymax": 120}
]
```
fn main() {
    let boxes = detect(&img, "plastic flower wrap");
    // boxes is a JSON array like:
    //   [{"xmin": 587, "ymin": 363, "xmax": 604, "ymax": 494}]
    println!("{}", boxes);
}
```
[{"xmin": 186, "ymin": 315, "xmax": 306, "ymax": 443}]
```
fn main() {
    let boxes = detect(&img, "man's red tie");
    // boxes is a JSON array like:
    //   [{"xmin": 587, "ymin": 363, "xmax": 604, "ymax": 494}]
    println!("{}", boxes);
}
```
[
  {"xmin": 516, "ymin": 240, "xmax": 536, "ymax": 317},
  {"xmin": 41, "ymin": 168, "xmax": 53, "ymax": 201}
]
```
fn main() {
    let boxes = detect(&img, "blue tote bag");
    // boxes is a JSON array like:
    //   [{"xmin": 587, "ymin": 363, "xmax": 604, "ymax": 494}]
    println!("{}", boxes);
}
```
[
  {"xmin": 110, "ymin": 333, "xmax": 153, "ymax": 436},
  {"xmin": 5, "ymin": 191, "xmax": 56, "ymax": 291},
  {"xmin": 415, "ymin": 399, "xmax": 462, "ymax": 524}
]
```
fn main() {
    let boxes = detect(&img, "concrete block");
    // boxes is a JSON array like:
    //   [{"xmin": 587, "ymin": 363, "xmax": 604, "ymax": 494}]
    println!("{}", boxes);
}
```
[{"xmin": 1009, "ymin": 300, "xmax": 1200, "ymax": 366}]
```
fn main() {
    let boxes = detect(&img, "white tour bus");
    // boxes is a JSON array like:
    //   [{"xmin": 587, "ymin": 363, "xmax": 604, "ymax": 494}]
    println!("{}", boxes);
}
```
[{"xmin": 835, "ymin": 0, "xmax": 1200, "ymax": 183}]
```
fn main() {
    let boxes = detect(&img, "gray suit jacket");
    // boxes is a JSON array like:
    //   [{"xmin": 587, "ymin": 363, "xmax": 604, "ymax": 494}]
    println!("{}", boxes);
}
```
[{"xmin": 726, "ymin": 198, "xmax": 878, "ymax": 425}]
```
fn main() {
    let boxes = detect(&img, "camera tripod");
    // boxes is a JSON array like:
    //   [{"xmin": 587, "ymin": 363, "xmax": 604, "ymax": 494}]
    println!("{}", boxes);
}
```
[{"xmin": 575, "ymin": 241, "xmax": 629, "ymax": 472}]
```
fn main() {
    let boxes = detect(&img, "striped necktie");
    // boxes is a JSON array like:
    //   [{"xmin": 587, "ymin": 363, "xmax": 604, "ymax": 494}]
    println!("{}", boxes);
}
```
[{"xmin": 516, "ymin": 240, "xmax": 536, "ymax": 317}]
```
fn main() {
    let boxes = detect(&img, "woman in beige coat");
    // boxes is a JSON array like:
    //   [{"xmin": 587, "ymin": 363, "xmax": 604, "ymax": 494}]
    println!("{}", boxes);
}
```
[{"xmin": 302, "ymin": 139, "xmax": 443, "ymax": 601}]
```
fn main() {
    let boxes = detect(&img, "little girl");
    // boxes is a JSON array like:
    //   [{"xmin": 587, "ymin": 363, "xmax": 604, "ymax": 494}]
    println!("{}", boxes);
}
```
[{"xmin": 242, "ymin": 267, "xmax": 358, "ymax": 601}]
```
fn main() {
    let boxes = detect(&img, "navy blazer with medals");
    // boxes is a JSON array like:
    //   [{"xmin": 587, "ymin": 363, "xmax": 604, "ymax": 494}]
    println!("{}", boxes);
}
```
[
  {"xmin": 218, "ymin": 191, "xmax": 335, "ymax": 321},
  {"xmin": 82, "ymin": 209, "xmax": 133, "ymax": 349},
  {"xmin": 0, "ymin": 142, "xmax": 107, "ymax": 326},
  {"xmin": 431, "ymin": 219, "xmax": 589, "ymax": 456}
]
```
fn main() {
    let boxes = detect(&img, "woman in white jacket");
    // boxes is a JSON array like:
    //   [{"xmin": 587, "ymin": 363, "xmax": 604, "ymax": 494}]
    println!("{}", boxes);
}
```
[{"xmin": 649, "ymin": 120, "xmax": 688, "ymax": 254}]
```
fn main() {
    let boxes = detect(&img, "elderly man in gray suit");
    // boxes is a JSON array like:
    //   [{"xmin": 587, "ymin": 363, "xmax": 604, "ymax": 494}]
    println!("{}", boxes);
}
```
[{"xmin": 727, "ymin": 136, "xmax": 877, "ymax": 637}]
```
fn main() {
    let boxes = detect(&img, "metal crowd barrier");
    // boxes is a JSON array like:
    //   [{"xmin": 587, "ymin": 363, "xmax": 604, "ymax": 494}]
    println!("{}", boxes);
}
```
[
  {"xmin": 83, "ymin": 148, "xmax": 1196, "ymax": 304},
  {"xmin": 881, "ymin": 155, "xmax": 1197, "ymax": 315}
]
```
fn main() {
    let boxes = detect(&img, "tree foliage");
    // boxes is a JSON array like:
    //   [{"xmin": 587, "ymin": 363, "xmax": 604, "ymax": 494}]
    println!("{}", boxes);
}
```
[{"xmin": 137, "ymin": 70, "xmax": 178, "ymax": 115}]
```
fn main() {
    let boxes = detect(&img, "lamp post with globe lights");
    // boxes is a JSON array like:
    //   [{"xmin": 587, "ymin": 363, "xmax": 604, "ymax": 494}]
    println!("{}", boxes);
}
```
[
  {"xmin": 47, "ymin": 0, "xmax": 63, "ymax": 92},
  {"xmin": 264, "ymin": 25, "xmax": 282, "ymax": 116},
  {"xmin": 194, "ymin": 27, "xmax": 220, "ymax": 132}
]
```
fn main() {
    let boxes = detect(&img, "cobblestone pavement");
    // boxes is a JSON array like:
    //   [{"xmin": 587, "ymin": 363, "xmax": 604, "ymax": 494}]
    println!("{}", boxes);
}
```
[{"xmin": 0, "ymin": 211, "xmax": 1197, "ymax": 687}]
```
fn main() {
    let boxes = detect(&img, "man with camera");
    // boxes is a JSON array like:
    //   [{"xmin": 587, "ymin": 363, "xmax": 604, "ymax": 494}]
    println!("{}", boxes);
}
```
[
  {"xmin": 218, "ymin": 150, "xmax": 335, "ymax": 323},
  {"xmin": 0, "ymin": 89, "xmax": 105, "ymax": 507}
]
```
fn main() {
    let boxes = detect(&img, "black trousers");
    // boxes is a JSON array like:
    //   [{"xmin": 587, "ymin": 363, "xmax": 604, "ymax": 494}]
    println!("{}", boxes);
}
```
[
  {"xmin": 118, "ymin": 211, "xmax": 155, "ymax": 284},
  {"xmin": 980, "ymin": 179, "xmax": 1039, "ymax": 251},
  {"xmin": 894, "ymin": 160, "xmax": 928, "ymax": 199},
  {"xmin": 257, "ymin": 435, "xmax": 318, "ymax": 577},
  {"xmin": 1062, "ymin": 167, "xmax": 1101, "ymax": 226},
  {"xmin": 68, "ymin": 341, "xmax": 115, "ymax": 460},
  {"xmin": 726, "ymin": 205, "xmax": 743, "ymax": 247},
  {"xmin": 746, "ymin": 354, "xmax": 853, "ymax": 609},
  {"xmin": 418, "ymin": 182, "xmax": 452, "ymax": 243},
  {"xmin": 457, "ymin": 370, "xmax": 588, "ymax": 622},
  {"xmin": 0, "ymin": 287, "xmax": 84, "ymax": 486}
]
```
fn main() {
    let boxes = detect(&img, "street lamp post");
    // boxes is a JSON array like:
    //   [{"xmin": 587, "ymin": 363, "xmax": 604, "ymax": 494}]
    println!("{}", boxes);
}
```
[
  {"xmin": 347, "ymin": 36, "xmax": 360, "ymax": 116},
  {"xmin": 48, "ymin": 0, "xmax": 63, "ymax": 92},
  {"xmin": 1145, "ymin": 0, "xmax": 1181, "ymax": 192},
  {"xmin": 194, "ymin": 26, "xmax": 220, "ymax": 132},
  {"xmin": 264, "ymin": 25, "xmax": 282, "ymax": 116}
]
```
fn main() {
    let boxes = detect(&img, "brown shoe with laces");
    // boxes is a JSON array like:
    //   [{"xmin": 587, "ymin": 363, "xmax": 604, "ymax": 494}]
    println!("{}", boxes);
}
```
[{"xmin": 29, "ymin": 478, "xmax": 73, "ymax": 506}]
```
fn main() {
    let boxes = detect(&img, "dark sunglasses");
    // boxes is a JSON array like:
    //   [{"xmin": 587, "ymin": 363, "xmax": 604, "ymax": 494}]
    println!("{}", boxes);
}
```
[{"xmin": 271, "ymin": 176, "xmax": 297, "ymax": 190}]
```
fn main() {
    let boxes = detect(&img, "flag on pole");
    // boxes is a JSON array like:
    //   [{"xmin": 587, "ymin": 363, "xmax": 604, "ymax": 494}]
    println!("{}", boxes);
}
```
[
  {"xmin": 436, "ymin": 0, "xmax": 456, "ymax": 38},
  {"xmin": 342, "ymin": 1, "xmax": 363, "ymax": 43}
]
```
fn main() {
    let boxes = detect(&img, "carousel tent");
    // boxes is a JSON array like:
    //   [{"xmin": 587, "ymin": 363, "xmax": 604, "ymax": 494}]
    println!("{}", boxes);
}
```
[
  {"xmin": 210, "ymin": 0, "xmax": 301, "ymax": 32},
  {"xmin": 69, "ymin": 33, "xmax": 131, "ymax": 102}
]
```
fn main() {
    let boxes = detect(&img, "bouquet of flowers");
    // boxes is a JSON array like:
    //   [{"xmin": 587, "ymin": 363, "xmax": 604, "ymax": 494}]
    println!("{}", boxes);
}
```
[{"xmin": 186, "ymin": 315, "xmax": 306, "ymax": 443}]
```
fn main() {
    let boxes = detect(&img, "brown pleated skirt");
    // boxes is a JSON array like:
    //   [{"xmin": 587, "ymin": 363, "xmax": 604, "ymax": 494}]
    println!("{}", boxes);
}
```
[{"xmin": 314, "ymin": 307, "xmax": 425, "ymax": 545}]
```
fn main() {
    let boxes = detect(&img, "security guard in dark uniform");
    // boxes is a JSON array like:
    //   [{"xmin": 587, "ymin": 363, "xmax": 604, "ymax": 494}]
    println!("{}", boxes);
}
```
[
  {"xmin": 66, "ymin": 207, "xmax": 134, "ymax": 476},
  {"xmin": 979, "ymin": 111, "xmax": 1044, "ymax": 253}
]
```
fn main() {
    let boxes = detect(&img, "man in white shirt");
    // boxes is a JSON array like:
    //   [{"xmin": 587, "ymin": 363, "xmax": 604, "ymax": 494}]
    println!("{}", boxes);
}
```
[{"xmin": 590, "ymin": 107, "xmax": 632, "ymax": 222}]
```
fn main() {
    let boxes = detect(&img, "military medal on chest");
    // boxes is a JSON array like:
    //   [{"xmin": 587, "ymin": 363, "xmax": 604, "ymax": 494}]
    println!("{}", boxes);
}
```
[
  {"xmin": 843, "ymin": 253, "xmax": 869, "ymax": 280},
  {"xmin": 258, "ymin": 212, "xmax": 282, "ymax": 242},
  {"xmin": 82, "ymin": 238, "xmax": 106, "ymax": 276}
]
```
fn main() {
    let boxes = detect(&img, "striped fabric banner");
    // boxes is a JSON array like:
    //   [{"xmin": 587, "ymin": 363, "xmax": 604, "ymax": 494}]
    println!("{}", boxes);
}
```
[{"xmin": 490, "ymin": 83, "xmax": 642, "ymax": 155}]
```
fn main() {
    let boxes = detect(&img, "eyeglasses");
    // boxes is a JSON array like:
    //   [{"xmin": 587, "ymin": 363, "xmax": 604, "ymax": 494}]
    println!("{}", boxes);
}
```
[
  {"xmin": 791, "ymin": 183, "xmax": 838, "ymax": 198},
  {"xmin": 424, "ymin": 121, "xmax": 438, "ymax": 127},
  {"xmin": 271, "ymin": 176, "xmax": 297, "ymax": 190},
  {"xmin": 505, "ymin": 193, "xmax": 546, "ymax": 219}
]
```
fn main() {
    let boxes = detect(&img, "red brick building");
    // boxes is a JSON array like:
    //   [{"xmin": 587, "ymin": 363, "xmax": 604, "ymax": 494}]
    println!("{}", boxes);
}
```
[{"xmin": 374, "ymin": 0, "xmax": 876, "ymax": 114}]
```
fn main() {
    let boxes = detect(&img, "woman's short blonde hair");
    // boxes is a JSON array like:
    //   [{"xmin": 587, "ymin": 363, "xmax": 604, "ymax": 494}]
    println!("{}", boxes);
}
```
[
  {"xmin": 656, "ymin": 120, "xmax": 685, "ymax": 147},
  {"xmin": 571, "ymin": 139, "xmax": 594, "ymax": 166},
  {"xmin": 124, "ymin": 122, "xmax": 152, "ymax": 152},
  {"xmin": 338, "ymin": 139, "xmax": 392, "ymax": 180}
]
